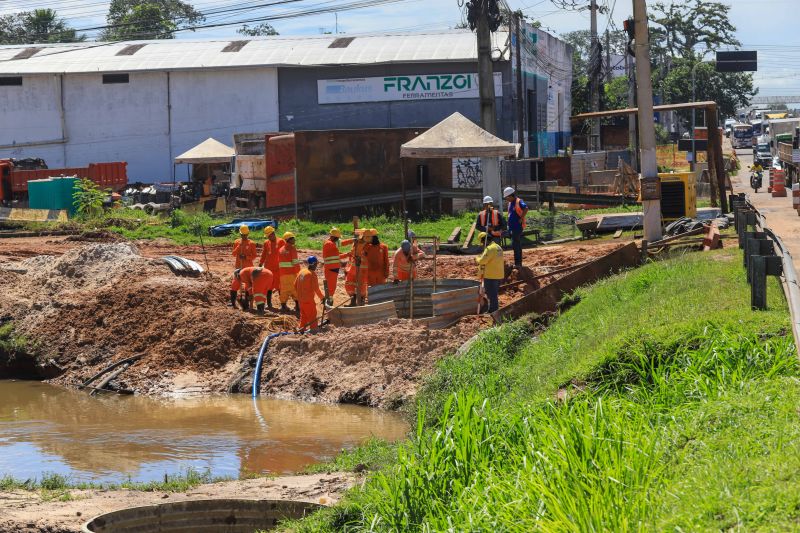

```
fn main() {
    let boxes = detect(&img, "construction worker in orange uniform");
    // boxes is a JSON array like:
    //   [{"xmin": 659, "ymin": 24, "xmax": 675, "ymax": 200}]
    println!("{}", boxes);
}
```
[
  {"xmin": 233, "ymin": 266, "xmax": 274, "ymax": 315},
  {"xmin": 392, "ymin": 240, "xmax": 425, "ymax": 283},
  {"xmin": 230, "ymin": 225, "xmax": 258, "ymax": 308},
  {"xmin": 259, "ymin": 226, "xmax": 284, "ymax": 308},
  {"xmin": 294, "ymin": 256, "xmax": 325, "ymax": 330},
  {"xmin": 343, "ymin": 229, "xmax": 369, "ymax": 306},
  {"xmin": 321, "ymin": 227, "xmax": 348, "ymax": 304},
  {"xmin": 365, "ymin": 228, "xmax": 390, "ymax": 286},
  {"xmin": 277, "ymin": 232, "xmax": 301, "ymax": 314}
]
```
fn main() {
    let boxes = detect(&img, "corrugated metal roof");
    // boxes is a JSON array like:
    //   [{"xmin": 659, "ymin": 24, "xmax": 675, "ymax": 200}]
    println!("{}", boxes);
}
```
[{"xmin": 0, "ymin": 30, "xmax": 510, "ymax": 75}]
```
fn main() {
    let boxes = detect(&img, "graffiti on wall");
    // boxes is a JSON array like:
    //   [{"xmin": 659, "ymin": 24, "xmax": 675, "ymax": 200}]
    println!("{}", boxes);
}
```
[{"xmin": 452, "ymin": 158, "xmax": 483, "ymax": 189}]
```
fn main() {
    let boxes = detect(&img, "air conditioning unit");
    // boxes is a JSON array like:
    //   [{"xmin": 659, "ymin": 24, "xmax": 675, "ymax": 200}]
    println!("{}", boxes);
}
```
[{"xmin": 657, "ymin": 172, "xmax": 697, "ymax": 222}]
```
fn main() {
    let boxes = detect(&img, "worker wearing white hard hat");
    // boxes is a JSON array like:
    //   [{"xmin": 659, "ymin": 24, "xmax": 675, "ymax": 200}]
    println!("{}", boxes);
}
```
[
  {"xmin": 504, "ymin": 186, "xmax": 528, "ymax": 268},
  {"xmin": 476, "ymin": 195, "xmax": 505, "ymax": 242}
]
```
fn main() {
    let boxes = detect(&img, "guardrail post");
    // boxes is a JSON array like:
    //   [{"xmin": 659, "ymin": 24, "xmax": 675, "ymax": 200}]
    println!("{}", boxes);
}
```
[
  {"xmin": 737, "ymin": 209, "xmax": 756, "ymax": 249},
  {"xmin": 751, "ymin": 254, "xmax": 783, "ymax": 310},
  {"xmin": 745, "ymin": 236, "xmax": 771, "ymax": 283},
  {"xmin": 743, "ymin": 231, "xmax": 766, "ymax": 271}
]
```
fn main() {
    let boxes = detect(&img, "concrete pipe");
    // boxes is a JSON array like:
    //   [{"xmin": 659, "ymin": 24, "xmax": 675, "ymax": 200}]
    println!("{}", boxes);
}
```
[{"xmin": 83, "ymin": 499, "xmax": 321, "ymax": 533}]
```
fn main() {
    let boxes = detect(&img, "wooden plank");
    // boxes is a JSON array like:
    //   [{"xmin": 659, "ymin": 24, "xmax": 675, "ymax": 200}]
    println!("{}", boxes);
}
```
[
  {"xmin": 492, "ymin": 242, "xmax": 641, "ymax": 323},
  {"xmin": 613, "ymin": 229, "xmax": 623, "ymax": 239},
  {"xmin": 447, "ymin": 226, "xmax": 462, "ymax": 244},
  {"xmin": 462, "ymin": 222, "xmax": 477, "ymax": 249}
]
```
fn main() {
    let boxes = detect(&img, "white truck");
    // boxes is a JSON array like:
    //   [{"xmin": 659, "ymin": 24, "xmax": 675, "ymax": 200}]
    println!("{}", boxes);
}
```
[{"xmin": 231, "ymin": 133, "xmax": 268, "ymax": 209}]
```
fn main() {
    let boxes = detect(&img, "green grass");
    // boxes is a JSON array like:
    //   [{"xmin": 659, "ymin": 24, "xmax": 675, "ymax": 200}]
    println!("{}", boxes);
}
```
[
  {"xmin": 0, "ymin": 468, "xmax": 226, "ymax": 495},
  {"xmin": 0, "ymin": 321, "xmax": 35, "ymax": 357},
  {"xmin": 304, "ymin": 438, "xmax": 399, "ymax": 474},
  {"xmin": 5, "ymin": 204, "xmax": 642, "ymax": 250},
  {"xmin": 287, "ymin": 248, "xmax": 799, "ymax": 531}
]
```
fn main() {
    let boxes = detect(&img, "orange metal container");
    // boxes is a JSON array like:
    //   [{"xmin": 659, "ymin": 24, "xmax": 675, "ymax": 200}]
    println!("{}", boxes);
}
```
[{"xmin": 9, "ymin": 161, "xmax": 127, "ymax": 194}]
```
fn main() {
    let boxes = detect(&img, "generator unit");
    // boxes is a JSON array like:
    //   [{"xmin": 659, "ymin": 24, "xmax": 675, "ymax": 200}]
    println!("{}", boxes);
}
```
[{"xmin": 657, "ymin": 172, "xmax": 696, "ymax": 222}]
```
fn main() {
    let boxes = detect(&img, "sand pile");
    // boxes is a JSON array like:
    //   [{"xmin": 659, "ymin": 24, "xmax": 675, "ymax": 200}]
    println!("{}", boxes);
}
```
[{"xmin": 256, "ymin": 317, "xmax": 482, "ymax": 408}]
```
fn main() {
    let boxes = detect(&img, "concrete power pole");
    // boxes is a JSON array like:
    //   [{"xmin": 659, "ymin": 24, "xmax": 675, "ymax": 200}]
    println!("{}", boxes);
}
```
[
  {"xmin": 475, "ymin": 0, "xmax": 502, "ymax": 208},
  {"xmin": 632, "ymin": 0, "xmax": 662, "ymax": 242},
  {"xmin": 589, "ymin": 0, "xmax": 600, "ymax": 151},
  {"xmin": 625, "ymin": 48, "xmax": 639, "ymax": 171}
]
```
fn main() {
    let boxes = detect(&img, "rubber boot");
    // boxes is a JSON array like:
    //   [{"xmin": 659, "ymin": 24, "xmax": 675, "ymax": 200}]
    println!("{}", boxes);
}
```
[
  {"xmin": 267, "ymin": 291, "xmax": 274, "ymax": 309},
  {"xmin": 243, "ymin": 293, "xmax": 251, "ymax": 311},
  {"xmin": 293, "ymin": 300, "xmax": 301, "ymax": 318},
  {"xmin": 229, "ymin": 290, "xmax": 238, "ymax": 309},
  {"xmin": 348, "ymin": 295, "xmax": 356, "ymax": 307},
  {"xmin": 256, "ymin": 303, "xmax": 265, "ymax": 315}
]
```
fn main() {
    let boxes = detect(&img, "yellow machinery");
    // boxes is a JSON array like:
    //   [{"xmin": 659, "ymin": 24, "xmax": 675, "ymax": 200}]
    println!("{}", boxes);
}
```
[{"xmin": 657, "ymin": 172, "xmax": 696, "ymax": 221}]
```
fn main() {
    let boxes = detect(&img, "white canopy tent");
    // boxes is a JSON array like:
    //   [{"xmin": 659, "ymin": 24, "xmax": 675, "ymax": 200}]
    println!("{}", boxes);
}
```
[
  {"xmin": 399, "ymin": 113, "xmax": 520, "ymax": 230},
  {"xmin": 174, "ymin": 138, "xmax": 234, "ymax": 164}
]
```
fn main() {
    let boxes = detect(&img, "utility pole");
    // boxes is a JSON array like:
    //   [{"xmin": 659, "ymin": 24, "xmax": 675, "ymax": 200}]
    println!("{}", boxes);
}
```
[
  {"xmin": 515, "ymin": 12, "xmax": 525, "ymax": 157},
  {"xmin": 633, "ymin": 0, "xmax": 662, "ymax": 242},
  {"xmin": 589, "ymin": 0, "xmax": 600, "ymax": 151},
  {"xmin": 605, "ymin": 29, "xmax": 612, "ymax": 84},
  {"xmin": 625, "ymin": 50, "xmax": 639, "ymax": 171},
  {"xmin": 475, "ymin": 0, "xmax": 502, "ymax": 208}
]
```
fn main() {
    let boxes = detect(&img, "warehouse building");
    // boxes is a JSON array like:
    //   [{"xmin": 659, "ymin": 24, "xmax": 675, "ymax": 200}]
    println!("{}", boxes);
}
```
[{"xmin": 0, "ymin": 29, "xmax": 571, "ymax": 182}]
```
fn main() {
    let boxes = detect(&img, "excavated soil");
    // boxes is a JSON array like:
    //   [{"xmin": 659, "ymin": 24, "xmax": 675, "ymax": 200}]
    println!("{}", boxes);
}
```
[{"xmin": 0, "ymin": 237, "xmax": 618, "ymax": 407}]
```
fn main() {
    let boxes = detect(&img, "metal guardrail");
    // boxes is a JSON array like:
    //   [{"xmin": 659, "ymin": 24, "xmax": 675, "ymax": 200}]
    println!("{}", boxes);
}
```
[{"xmin": 735, "ymin": 194, "xmax": 800, "ymax": 357}]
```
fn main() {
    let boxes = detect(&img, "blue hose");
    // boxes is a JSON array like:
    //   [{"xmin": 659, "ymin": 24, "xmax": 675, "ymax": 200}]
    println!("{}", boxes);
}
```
[{"xmin": 252, "ymin": 331, "xmax": 299, "ymax": 398}]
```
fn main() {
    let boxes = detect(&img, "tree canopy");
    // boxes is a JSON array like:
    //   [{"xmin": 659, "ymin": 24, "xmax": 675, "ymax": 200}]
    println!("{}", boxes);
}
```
[
  {"xmin": 0, "ymin": 9, "xmax": 85, "ymax": 44},
  {"xmin": 237, "ymin": 23, "xmax": 278, "ymax": 37},
  {"xmin": 102, "ymin": 0, "xmax": 203, "ymax": 41}
]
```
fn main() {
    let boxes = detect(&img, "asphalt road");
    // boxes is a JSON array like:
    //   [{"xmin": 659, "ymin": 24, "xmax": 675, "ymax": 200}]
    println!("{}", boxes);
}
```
[{"xmin": 732, "ymin": 147, "xmax": 800, "ymax": 272}]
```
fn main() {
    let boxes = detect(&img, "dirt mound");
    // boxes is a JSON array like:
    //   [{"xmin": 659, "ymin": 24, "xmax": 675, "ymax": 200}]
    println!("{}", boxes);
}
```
[{"xmin": 255, "ymin": 318, "xmax": 478, "ymax": 408}]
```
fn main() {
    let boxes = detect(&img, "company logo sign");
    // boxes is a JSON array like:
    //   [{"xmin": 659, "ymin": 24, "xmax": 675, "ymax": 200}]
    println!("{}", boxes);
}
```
[{"xmin": 318, "ymin": 73, "xmax": 503, "ymax": 104}]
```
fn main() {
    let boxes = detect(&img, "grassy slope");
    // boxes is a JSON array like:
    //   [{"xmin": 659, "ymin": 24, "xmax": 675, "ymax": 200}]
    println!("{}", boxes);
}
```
[{"xmin": 290, "ymin": 248, "xmax": 798, "ymax": 531}]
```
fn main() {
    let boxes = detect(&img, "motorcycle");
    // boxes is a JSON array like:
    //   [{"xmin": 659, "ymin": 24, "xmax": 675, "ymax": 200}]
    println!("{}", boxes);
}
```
[{"xmin": 750, "ymin": 171, "xmax": 763, "ymax": 193}]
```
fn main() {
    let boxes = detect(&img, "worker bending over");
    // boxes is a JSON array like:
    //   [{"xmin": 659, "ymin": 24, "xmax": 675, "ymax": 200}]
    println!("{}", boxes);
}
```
[
  {"xmin": 322, "ymin": 227, "xmax": 349, "ymax": 304},
  {"xmin": 476, "ymin": 232, "xmax": 504, "ymax": 313},
  {"xmin": 233, "ymin": 266, "xmax": 274, "ymax": 315},
  {"xmin": 393, "ymin": 239, "xmax": 425, "ymax": 283},
  {"xmin": 295, "ymin": 256, "xmax": 325, "ymax": 330},
  {"xmin": 503, "ymin": 187, "xmax": 528, "ymax": 268},
  {"xmin": 475, "ymin": 196, "xmax": 506, "ymax": 241},
  {"xmin": 343, "ymin": 229, "xmax": 369, "ymax": 306},
  {"xmin": 278, "ymin": 232, "xmax": 302, "ymax": 314},
  {"xmin": 230, "ymin": 225, "xmax": 258, "ymax": 308},
  {"xmin": 258, "ymin": 226, "xmax": 284, "ymax": 308},
  {"xmin": 365, "ymin": 228, "xmax": 390, "ymax": 286}
]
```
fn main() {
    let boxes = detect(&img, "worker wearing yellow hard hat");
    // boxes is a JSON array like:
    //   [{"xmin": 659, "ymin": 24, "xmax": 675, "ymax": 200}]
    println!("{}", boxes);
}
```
[
  {"xmin": 230, "ymin": 224, "xmax": 258, "ymax": 309},
  {"xmin": 277, "ymin": 231, "xmax": 301, "ymax": 314},
  {"xmin": 258, "ymin": 225, "xmax": 283, "ymax": 308},
  {"xmin": 322, "ymin": 227, "xmax": 348, "ymax": 304},
  {"xmin": 476, "ymin": 231, "xmax": 504, "ymax": 313}
]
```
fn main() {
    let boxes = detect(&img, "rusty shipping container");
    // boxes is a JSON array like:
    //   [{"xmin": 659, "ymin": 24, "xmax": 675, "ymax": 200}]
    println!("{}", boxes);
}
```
[
  {"xmin": 294, "ymin": 128, "xmax": 451, "ymax": 205},
  {"xmin": 10, "ymin": 162, "xmax": 128, "ymax": 193}
]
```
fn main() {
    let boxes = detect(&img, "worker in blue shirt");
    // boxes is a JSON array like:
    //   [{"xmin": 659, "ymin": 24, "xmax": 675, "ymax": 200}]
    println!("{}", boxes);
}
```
[{"xmin": 503, "ymin": 187, "xmax": 528, "ymax": 268}]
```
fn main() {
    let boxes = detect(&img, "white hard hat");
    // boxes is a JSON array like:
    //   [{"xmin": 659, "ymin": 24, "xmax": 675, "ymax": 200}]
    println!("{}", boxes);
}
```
[
  {"xmin": 503, "ymin": 187, "xmax": 516, "ymax": 197},
  {"xmin": 482, "ymin": 195, "xmax": 494, "ymax": 204}
]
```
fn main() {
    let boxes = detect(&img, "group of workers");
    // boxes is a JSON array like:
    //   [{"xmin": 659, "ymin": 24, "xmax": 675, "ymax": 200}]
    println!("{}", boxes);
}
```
[
  {"xmin": 229, "ymin": 224, "xmax": 426, "ymax": 330},
  {"xmin": 228, "ymin": 186, "xmax": 528, "ymax": 326}
]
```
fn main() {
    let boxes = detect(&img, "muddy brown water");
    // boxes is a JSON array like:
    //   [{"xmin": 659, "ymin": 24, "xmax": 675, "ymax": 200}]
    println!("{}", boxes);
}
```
[{"xmin": 0, "ymin": 381, "xmax": 408, "ymax": 484}]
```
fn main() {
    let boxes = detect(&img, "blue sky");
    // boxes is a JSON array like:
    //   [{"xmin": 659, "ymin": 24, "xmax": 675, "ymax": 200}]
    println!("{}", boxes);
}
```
[{"xmin": 1, "ymin": 0, "xmax": 796, "ymax": 96}]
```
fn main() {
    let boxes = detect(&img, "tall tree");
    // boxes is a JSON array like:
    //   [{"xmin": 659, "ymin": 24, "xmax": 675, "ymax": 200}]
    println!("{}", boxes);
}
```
[
  {"xmin": 24, "ymin": 9, "xmax": 85, "ymax": 43},
  {"xmin": 102, "ymin": 0, "xmax": 203, "ymax": 41},
  {"xmin": 0, "ymin": 10, "xmax": 84, "ymax": 44},
  {"xmin": 237, "ymin": 23, "xmax": 278, "ymax": 37},
  {"xmin": 650, "ymin": 0, "xmax": 740, "ymax": 58}
]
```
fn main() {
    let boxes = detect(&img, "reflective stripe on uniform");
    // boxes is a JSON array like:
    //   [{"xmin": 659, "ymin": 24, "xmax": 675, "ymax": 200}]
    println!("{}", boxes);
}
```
[
  {"xmin": 323, "ymin": 256, "xmax": 340, "ymax": 264},
  {"xmin": 279, "ymin": 261, "xmax": 294, "ymax": 268}
]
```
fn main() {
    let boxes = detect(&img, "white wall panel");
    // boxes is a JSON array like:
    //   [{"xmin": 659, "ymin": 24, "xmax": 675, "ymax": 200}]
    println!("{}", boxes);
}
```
[
  {"xmin": 0, "ymin": 75, "xmax": 62, "ymax": 147},
  {"xmin": 63, "ymin": 72, "xmax": 170, "ymax": 182}
]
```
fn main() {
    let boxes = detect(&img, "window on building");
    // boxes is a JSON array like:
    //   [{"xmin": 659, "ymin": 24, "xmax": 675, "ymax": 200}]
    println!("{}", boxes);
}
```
[
  {"xmin": 222, "ymin": 41, "xmax": 250, "ymax": 52},
  {"xmin": 0, "ymin": 77, "xmax": 23, "ymax": 86},
  {"xmin": 328, "ymin": 37, "xmax": 355, "ymax": 48},
  {"xmin": 116, "ymin": 44, "xmax": 147, "ymax": 56},
  {"xmin": 103, "ymin": 73, "xmax": 129, "ymax": 84},
  {"xmin": 13, "ymin": 47, "xmax": 42, "ymax": 60}
]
